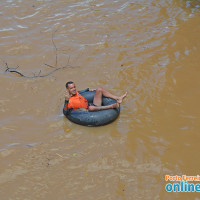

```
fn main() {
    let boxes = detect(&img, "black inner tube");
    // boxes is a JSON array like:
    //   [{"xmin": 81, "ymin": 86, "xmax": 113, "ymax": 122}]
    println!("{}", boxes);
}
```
[{"xmin": 63, "ymin": 90, "xmax": 120, "ymax": 126}]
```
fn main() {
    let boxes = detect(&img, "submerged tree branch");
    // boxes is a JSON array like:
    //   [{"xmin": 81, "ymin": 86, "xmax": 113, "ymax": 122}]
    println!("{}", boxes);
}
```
[
  {"xmin": 4, "ymin": 61, "xmax": 77, "ymax": 78},
  {"xmin": 5, "ymin": 63, "xmax": 25, "ymax": 77},
  {"xmin": 3, "ymin": 29, "xmax": 78, "ymax": 78},
  {"xmin": 52, "ymin": 28, "xmax": 58, "ymax": 68}
]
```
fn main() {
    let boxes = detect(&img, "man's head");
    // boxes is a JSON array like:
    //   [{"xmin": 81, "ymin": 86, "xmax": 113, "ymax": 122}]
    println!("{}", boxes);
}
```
[{"xmin": 66, "ymin": 81, "xmax": 77, "ymax": 96}]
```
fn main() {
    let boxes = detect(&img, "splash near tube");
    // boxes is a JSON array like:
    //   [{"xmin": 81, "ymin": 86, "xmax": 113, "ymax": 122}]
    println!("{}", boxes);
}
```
[{"xmin": 63, "ymin": 89, "xmax": 120, "ymax": 126}]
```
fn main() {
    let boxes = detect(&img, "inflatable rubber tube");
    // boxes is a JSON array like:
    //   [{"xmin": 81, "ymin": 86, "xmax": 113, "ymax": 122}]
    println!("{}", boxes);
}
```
[{"xmin": 63, "ymin": 90, "xmax": 120, "ymax": 126}]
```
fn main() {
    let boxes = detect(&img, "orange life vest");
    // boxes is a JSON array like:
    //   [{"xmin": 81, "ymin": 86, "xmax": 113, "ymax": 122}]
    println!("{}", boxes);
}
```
[{"xmin": 67, "ymin": 91, "xmax": 88, "ymax": 109}]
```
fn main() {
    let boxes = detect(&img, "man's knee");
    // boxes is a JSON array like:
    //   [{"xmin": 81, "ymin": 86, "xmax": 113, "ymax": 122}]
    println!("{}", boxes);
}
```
[{"xmin": 96, "ymin": 87, "xmax": 103, "ymax": 93}]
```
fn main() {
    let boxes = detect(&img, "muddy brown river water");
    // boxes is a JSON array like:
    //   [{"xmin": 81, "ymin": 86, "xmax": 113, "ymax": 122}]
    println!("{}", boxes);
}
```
[{"xmin": 1, "ymin": 0, "xmax": 200, "ymax": 199}]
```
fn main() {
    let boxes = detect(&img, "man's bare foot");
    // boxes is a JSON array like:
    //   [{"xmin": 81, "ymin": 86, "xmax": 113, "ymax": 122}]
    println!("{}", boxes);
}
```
[{"xmin": 117, "ymin": 92, "xmax": 127, "ymax": 104}]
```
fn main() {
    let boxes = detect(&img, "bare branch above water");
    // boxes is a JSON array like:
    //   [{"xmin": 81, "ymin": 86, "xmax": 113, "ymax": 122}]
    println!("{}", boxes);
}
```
[{"xmin": 2, "ymin": 29, "xmax": 79, "ymax": 78}]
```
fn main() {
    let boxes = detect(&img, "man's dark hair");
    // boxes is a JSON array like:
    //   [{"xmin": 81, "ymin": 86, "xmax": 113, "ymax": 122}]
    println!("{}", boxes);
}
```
[{"xmin": 66, "ymin": 81, "xmax": 74, "ymax": 88}]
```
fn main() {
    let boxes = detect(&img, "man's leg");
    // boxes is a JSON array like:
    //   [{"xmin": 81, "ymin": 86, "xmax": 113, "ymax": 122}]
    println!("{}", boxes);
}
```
[
  {"xmin": 88, "ymin": 103, "xmax": 119, "ymax": 112},
  {"xmin": 93, "ymin": 87, "xmax": 127, "ymax": 106}
]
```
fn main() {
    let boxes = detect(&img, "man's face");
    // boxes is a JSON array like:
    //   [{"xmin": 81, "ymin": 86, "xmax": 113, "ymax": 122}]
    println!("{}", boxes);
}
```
[{"xmin": 67, "ymin": 83, "xmax": 77, "ymax": 96}]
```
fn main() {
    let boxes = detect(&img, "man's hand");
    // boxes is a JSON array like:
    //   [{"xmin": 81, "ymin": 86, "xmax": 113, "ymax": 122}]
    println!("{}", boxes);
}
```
[
  {"xmin": 64, "ymin": 91, "xmax": 71, "ymax": 101},
  {"xmin": 89, "ymin": 88, "xmax": 96, "ymax": 92}
]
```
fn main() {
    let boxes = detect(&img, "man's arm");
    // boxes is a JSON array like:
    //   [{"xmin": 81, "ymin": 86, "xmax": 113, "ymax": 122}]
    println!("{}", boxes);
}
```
[
  {"xmin": 63, "ymin": 91, "xmax": 71, "ymax": 115},
  {"xmin": 64, "ymin": 90, "xmax": 71, "ymax": 101},
  {"xmin": 63, "ymin": 100, "xmax": 71, "ymax": 115}
]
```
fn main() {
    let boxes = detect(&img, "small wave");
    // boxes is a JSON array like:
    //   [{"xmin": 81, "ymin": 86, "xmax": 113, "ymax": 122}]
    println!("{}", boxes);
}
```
[
  {"xmin": 15, "ymin": 10, "xmax": 40, "ymax": 20},
  {"xmin": 0, "ymin": 27, "xmax": 15, "ymax": 32},
  {"xmin": 117, "ymin": 1, "xmax": 130, "ymax": 12},
  {"xmin": 17, "ymin": 25, "xmax": 28, "ymax": 29}
]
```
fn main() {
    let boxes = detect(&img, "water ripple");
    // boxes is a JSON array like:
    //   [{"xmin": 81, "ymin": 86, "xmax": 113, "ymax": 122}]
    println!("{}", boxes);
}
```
[{"xmin": 14, "ymin": 10, "xmax": 40, "ymax": 20}]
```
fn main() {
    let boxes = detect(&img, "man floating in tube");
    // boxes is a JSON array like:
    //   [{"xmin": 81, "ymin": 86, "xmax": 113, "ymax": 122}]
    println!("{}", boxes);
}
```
[{"xmin": 63, "ymin": 81, "xmax": 127, "ymax": 114}]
